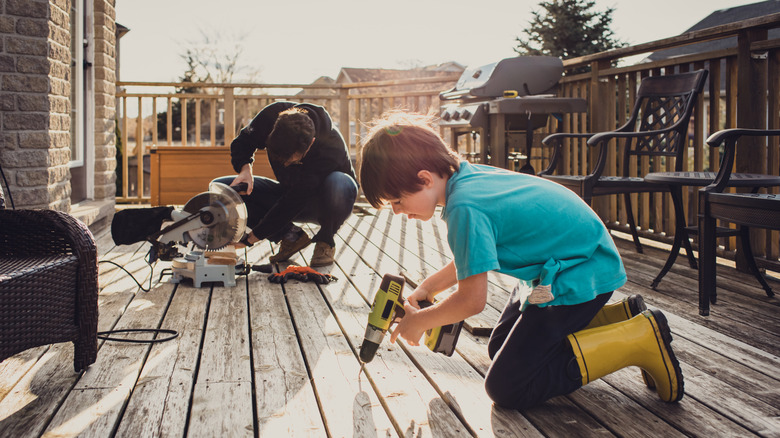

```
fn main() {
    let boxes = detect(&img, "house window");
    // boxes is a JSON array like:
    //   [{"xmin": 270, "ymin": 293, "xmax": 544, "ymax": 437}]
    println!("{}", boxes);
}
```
[{"xmin": 69, "ymin": 0, "xmax": 84, "ymax": 167}]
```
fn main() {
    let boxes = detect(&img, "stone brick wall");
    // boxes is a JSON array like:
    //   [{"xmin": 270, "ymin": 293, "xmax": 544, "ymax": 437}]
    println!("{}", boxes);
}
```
[
  {"xmin": 0, "ymin": 0, "xmax": 117, "ymax": 217},
  {"xmin": 93, "ymin": 0, "xmax": 116, "ymax": 201},
  {"xmin": 0, "ymin": 0, "xmax": 71, "ymax": 210}
]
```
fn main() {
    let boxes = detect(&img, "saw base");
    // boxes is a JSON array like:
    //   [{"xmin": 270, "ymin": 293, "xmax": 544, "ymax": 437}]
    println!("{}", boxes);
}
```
[{"xmin": 171, "ymin": 251, "xmax": 242, "ymax": 288}]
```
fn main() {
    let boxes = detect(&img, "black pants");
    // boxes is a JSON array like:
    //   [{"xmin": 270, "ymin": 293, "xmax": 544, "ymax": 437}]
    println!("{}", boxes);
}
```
[
  {"xmin": 484, "ymin": 288, "xmax": 612, "ymax": 410},
  {"xmin": 212, "ymin": 171, "xmax": 357, "ymax": 246}
]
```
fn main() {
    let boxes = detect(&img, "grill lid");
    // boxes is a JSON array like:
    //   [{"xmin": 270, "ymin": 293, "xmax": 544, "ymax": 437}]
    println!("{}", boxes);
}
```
[{"xmin": 440, "ymin": 56, "xmax": 564, "ymax": 101}]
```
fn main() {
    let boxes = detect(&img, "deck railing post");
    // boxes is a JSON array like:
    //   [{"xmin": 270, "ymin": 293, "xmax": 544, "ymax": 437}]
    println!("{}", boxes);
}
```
[
  {"xmin": 224, "ymin": 87, "xmax": 235, "ymax": 144},
  {"xmin": 590, "ymin": 59, "xmax": 612, "ymax": 218},
  {"xmin": 735, "ymin": 28, "xmax": 770, "ymax": 271},
  {"xmin": 339, "ymin": 87, "xmax": 351, "ymax": 154}
]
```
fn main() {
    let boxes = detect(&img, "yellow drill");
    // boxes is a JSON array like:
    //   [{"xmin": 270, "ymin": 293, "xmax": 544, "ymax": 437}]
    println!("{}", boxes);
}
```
[{"xmin": 359, "ymin": 273, "xmax": 463, "ymax": 363}]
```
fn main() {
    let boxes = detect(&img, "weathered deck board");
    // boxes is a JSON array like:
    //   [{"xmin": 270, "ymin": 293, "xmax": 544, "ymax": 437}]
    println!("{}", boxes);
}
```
[
  {"xmin": 1, "ymin": 205, "xmax": 779, "ymax": 437},
  {"xmin": 293, "ymin": 247, "xmax": 472, "ymax": 437},
  {"xmin": 246, "ymin": 245, "xmax": 325, "ymax": 437}
]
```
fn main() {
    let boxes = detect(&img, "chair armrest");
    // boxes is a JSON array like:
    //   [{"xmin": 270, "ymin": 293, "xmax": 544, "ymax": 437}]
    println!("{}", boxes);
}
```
[
  {"xmin": 538, "ymin": 133, "xmax": 595, "ymax": 176},
  {"xmin": 703, "ymin": 128, "xmax": 780, "ymax": 193},
  {"xmin": 586, "ymin": 126, "xmax": 686, "ymax": 147}
]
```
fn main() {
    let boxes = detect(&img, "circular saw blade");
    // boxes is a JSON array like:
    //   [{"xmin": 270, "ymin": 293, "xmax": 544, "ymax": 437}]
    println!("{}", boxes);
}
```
[{"xmin": 182, "ymin": 183, "xmax": 248, "ymax": 250}]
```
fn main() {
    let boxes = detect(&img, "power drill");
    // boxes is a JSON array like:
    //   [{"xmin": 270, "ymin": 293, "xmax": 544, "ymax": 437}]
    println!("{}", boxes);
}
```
[{"xmin": 359, "ymin": 273, "xmax": 463, "ymax": 363}]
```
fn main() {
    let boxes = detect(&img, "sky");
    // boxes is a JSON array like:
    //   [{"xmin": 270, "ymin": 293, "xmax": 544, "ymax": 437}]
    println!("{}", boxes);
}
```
[{"xmin": 115, "ymin": 0, "xmax": 757, "ymax": 85}]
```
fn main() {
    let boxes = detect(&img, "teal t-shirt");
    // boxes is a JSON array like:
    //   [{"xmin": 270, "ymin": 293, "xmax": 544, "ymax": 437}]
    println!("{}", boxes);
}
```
[{"xmin": 442, "ymin": 162, "xmax": 626, "ymax": 308}]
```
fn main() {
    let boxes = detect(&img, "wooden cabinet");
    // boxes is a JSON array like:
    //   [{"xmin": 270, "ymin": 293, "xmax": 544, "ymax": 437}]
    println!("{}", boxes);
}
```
[{"xmin": 150, "ymin": 146, "xmax": 274, "ymax": 206}]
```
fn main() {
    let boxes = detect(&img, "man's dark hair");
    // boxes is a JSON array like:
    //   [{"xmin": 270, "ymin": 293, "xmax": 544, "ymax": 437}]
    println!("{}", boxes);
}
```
[{"xmin": 266, "ymin": 107, "xmax": 315, "ymax": 162}]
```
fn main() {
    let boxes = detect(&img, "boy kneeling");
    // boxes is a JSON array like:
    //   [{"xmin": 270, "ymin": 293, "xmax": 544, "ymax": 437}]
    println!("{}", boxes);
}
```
[{"xmin": 359, "ymin": 112, "xmax": 683, "ymax": 409}]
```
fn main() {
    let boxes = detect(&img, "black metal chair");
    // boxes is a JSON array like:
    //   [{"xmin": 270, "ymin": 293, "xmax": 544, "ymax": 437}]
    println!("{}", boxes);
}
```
[
  {"xmin": 698, "ymin": 128, "xmax": 780, "ymax": 316},
  {"xmin": 0, "ymin": 183, "xmax": 99, "ymax": 371},
  {"xmin": 539, "ymin": 70, "xmax": 708, "ymax": 253}
]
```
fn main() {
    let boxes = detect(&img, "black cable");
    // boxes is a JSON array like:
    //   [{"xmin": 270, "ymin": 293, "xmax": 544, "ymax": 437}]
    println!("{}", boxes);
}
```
[
  {"xmin": 97, "ymin": 253, "xmax": 179, "ymax": 343},
  {"xmin": 97, "ymin": 328, "xmax": 178, "ymax": 343},
  {"xmin": 98, "ymin": 258, "xmax": 154, "ymax": 292}
]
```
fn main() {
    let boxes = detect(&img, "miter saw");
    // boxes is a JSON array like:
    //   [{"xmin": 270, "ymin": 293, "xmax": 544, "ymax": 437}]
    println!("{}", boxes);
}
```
[
  {"xmin": 112, "ymin": 182, "xmax": 249, "ymax": 288},
  {"xmin": 156, "ymin": 182, "xmax": 248, "ymax": 287}
]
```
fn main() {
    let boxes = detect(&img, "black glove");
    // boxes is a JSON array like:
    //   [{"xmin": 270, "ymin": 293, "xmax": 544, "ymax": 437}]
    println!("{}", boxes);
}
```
[{"xmin": 268, "ymin": 266, "xmax": 337, "ymax": 284}]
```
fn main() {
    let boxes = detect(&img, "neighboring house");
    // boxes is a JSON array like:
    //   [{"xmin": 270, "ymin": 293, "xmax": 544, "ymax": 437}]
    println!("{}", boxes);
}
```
[
  {"xmin": 335, "ymin": 63, "xmax": 463, "ymax": 144},
  {"xmin": 335, "ymin": 62, "xmax": 464, "ymax": 91},
  {"xmin": 646, "ymin": 0, "xmax": 780, "ymax": 61},
  {"xmin": 0, "ymin": 0, "xmax": 118, "ymax": 236}
]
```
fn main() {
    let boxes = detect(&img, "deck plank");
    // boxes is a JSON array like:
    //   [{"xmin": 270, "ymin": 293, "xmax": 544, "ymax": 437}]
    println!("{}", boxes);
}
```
[
  {"xmin": 188, "ymin": 280, "xmax": 254, "ymax": 437},
  {"xmin": 296, "ymin": 251, "xmax": 473, "ymax": 437},
  {"xmin": 115, "ymin": 284, "xmax": 209, "ymax": 437},
  {"xmin": 247, "ymin": 244, "xmax": 325, "ymax": 437},
  {"xmin": 280, "ymin": 268, "xmax": 396, "ymax": 437}
]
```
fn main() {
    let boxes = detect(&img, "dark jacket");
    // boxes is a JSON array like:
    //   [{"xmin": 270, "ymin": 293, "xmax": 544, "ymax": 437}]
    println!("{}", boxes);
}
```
[{"xmin": 230, "ymin": 101, "xmax": 357, "ymax": 240}]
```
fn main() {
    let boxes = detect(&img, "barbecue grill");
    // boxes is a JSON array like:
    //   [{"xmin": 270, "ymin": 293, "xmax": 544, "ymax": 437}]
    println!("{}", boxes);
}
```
[{"xmin": 439, "ymin": 56, "xmax": 586, "ymax": 173}]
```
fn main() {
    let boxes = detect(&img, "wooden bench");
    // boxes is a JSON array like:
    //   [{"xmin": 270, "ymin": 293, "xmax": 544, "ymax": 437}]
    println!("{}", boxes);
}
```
[{"xmin": 150, "ymin": 146, "xmax": 275, "ymax": 206}]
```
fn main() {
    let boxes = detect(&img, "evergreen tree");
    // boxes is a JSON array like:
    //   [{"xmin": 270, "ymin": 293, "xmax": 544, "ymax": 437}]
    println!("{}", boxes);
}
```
[{"xmin": 515, "ymin": 0, "xmax": 626, "ymax": 64}]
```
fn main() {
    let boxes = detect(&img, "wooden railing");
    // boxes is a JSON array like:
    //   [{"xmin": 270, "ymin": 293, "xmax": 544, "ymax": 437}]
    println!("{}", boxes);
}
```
[
  {"xmin": 115, "ymin": 76, "xmax": 457, "ymax": 204},
  {"xmin": 116, "ymin": 13, "xmax": 780, "ymax": 270}
]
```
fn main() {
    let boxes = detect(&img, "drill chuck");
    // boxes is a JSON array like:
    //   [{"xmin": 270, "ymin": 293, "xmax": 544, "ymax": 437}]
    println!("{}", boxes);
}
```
[
  {"xmin": 359, "ymin": 324, "xmax": 387, "ymax": 363},
  {"xmin": 359, "ymin": 340, "xmax": 380, "ymax": 363}
]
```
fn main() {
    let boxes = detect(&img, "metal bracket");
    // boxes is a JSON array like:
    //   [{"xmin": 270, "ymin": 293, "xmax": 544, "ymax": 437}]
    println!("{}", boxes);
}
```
[{"xmin": 751, "ymin": 51, "xmax": 768, "ymax": 60}]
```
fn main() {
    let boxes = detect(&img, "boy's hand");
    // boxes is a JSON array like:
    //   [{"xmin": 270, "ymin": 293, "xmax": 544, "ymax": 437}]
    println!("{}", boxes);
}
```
[
  {"xmin": 405, "ymin": 286, "xmax": 433, "ymax": 310},
  {"xmin": 389, "ymin": 302, "xmax": 426, "ymax": 346}
]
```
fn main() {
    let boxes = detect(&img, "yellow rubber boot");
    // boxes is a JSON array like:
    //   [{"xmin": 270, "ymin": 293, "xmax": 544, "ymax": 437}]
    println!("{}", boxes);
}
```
[
  {"xmin": 567, "ymin": 309, "xmax": 684, "ymax": 403},
  {"xmin": 584, "ymin": 295, "xmax": 655, "ymax": 389},
  {"xmin": 584, "ymin": 295, "xmax": 646, "ymax": 329}
]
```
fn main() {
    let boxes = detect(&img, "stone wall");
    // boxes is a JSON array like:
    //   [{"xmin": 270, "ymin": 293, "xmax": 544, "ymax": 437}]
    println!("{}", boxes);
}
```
[
  {"xmin": 0, "ymin": 0, "xmax": 71, "ymax": 211},
  {"xmin": 0, "ymin": 0, "xmax": 117, "ymax": 236}
]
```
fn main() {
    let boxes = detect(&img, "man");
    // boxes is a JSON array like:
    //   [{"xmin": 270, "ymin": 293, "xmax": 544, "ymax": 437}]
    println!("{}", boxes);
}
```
[{"xmin": 213, "ymin": 101, "xmax": 358, "ymax": 267}]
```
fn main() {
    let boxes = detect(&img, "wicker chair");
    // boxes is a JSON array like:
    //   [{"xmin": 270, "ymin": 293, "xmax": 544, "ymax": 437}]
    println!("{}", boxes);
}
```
[
  {"xmin": 0, "ymin": 183, "xmax": 99, "ymax": 371},
  {"xmin": 539, "ymin": 70, "xmax": 708, "ymax": 253},
  {"xmin": 698, "ymin": 128, "xmax": 780, "ymax": 316}
]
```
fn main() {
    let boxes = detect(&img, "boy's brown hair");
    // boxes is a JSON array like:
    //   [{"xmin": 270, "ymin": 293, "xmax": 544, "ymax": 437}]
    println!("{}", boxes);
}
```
[
  {"xmin": 360, "ymin": 112, "xmax": 461, "ymax": 208},
  {"xmin": 267, "ymin": 107, "xmax": 315, "ymax": 162}
]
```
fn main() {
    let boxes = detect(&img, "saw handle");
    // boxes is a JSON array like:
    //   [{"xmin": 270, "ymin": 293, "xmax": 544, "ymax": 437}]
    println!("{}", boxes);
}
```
[{"xmin": 230, "ymin": 182, "xmax": 249, "ymax": 194}]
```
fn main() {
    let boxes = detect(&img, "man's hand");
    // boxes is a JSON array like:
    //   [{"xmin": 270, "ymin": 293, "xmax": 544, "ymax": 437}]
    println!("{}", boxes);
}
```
[
  {"xmin": 234, "ymin": 231, "xmax": 256, "ymax": 249},
  {"xmin": 231, "ymin": 163, "xmax": 254, "ymax": 195}
]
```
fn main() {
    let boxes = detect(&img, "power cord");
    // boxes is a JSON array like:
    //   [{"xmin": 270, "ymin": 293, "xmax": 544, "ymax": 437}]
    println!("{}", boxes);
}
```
[
  {"xmin": 97, "ymin": 328, "xmax": 178, "ymax": 343},
  {"xmin": 95, "ymin": 248, "xmax": 180, "ymax": 343}
]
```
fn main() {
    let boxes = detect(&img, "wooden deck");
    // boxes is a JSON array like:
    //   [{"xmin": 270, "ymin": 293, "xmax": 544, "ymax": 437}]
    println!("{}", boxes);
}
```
[{"xmin": 1, "ymin": 205, "xmax": 779, "ymax": 437}]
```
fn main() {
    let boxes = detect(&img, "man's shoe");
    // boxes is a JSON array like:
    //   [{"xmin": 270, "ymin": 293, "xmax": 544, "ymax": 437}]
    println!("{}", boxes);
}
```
[
  {"xmin": 269, "ymin": 233, "xmax": 312, "ymax": 263},
  {"xmin": 310, "ymin": 242, "xmax": 335, "ymax": 267}
]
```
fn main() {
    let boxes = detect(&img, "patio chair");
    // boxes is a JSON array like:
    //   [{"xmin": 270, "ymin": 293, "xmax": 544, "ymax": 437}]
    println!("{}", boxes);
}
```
[
  {"xmin": 539, "ymin": 69, "xmax": 708, "ymax": 253},
  {"xmin": 0, "ymin": 183, "xmax": 99, "ymax": 371},
  {"xmin": 698, "ymin": 128, "xmax": 780, "ymax": 316}
]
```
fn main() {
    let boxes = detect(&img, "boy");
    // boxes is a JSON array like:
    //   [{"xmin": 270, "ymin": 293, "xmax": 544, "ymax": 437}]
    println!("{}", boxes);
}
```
[{"xmin": 359, "ymin": 112, "xmax": 683, "ymax": 409}]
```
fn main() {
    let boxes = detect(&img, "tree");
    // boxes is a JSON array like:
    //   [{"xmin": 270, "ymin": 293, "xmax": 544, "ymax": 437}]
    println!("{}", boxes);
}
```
[
  {"xmin": 156, "ymin": 29, "xmax": 260, "ymax": 144},
  {"xmin": 515, "ymin": 0, "xmax": 626, "ymax": 65}
]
